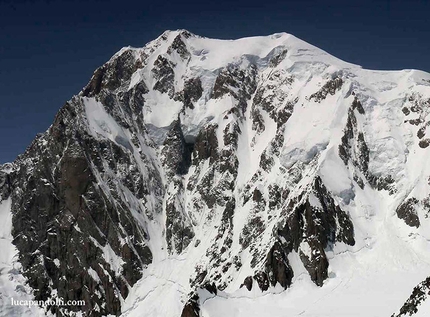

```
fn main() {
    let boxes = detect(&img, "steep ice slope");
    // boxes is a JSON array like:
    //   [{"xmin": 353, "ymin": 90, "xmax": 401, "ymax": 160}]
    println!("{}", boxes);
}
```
[{"xmin": 1, "ymin": 30, "xmax": 430, "ymax": 317}]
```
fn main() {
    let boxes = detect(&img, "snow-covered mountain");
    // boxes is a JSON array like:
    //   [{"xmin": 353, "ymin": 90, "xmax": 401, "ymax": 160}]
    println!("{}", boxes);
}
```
[{"xmin": 1, "ymin": 29, "xmax": 430, "ymax": 317}]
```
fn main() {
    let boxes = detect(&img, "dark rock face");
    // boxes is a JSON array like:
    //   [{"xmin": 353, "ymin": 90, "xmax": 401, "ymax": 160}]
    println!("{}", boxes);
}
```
[
  {"xmin": 402, "ymin": 107, "xmax": 411, "ymax": 116},
  {"xmin": 269, "ymin": 48, "xmax": 288, "ymax": 67},
  {"xmin": 419, "ymin": 138, "xmax": 430, "ymax": 148},
  {"xmin": 83, "ymin": 50, "xmax": 143, "ymax": 96},
  {"xmin": 396, "ymin": 198, "xmax": 420, "ymax": 228},
  {"xmin": 253, "ymin": 271, "xmax": 270, "ymax": 291},
  {"xmin": 1, "ymin": 36, "xmax": 174, "ymax": 315},
  {"xmin": 162, "ymin": 120, "xmax": 193, "ymax": 176},
  {"xmin": 351, "ymin": 97, "xmax": 365, "ymax": 114},
  {"xmin": 299, "ymin": 240, "xmax": 328, "ymax": 287},
  {"xmin": 269, "ymin": 177, "xmax": 355, "ymax": 288},
  {"xmin": 180, "ymin": 78, "xmax": 203, "ymax": 109},
  {"xmin": 403, "ymin": 94, "xmax": 430, "ymax": 148},
  {"xmin": 265, "ymin": 242, "xmax": 294, "ymax": 288},
  {"xmin": 193, "ymin": 124, "xmax": 219, "ymax": 165},
  {"xmin": 165, "ymin": 193, "xmax": 195, "ymax": 254},
  {"xmin": 168, "ymin": 34, "xmax": 191, "ymax": 60},
  {"xmin": 309, "ymin": 77, "xmax": 343, "ymax": 102},
  {"xmin": 181, "ymin": 293, "xmax": 200, "ymax": 317},
  {"xmin": 339, "ymin": 99, "xmax": 369, "ymax": 176},
  {"xmin": 82, "ymin": 66, "xmax": 105, "ymax": 97},
  {"xmin": 238, "ymin": 175, "xmax": 355, "ymax": 292},
  {"xmin": 212, "ymin": 62, "xmax": 257, "ymax": 114},
  {"xmin": 393, "ymin": 277, "xmax": 430, "ymax": 317},
  {"xmin": 0, "ymin": 164, "xmax": 13, "ymax": 200},
  {"xmin": 251, "ymin": 70, "xmax": 295, "ymax": 133},
  {"xmin": 240, "ymin": 276, "xmax": 253, "ymax": 291},
  {"xmin": 339, "ymin": 107, "xmax": 358, "ymax": 166},
  {"xmin": 8, "ymin": 100, "xmax": 154, "ymax": 316},
  {"xmin": 338, "ymin": 98, "xmax": 398, "ymax": 194},
  {"xmin": 152, "ymin": 55, "xmax": 176, "ymax": 97}
]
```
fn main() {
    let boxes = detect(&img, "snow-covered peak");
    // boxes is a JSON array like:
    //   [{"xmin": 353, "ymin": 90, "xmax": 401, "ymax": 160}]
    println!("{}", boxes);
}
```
[
  {"xmin": 106, "ymin": 29, "xmax": 430, "ymax": 87},
  {"xmin": 2, "ymin": 30, "xmax": 430, "ymax": 317}
]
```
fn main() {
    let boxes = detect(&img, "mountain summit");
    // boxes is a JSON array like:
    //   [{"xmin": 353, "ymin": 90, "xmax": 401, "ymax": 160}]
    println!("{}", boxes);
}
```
[{"xmin": 1, "ymin": 29, "xmax": 430, "ymax": 317}]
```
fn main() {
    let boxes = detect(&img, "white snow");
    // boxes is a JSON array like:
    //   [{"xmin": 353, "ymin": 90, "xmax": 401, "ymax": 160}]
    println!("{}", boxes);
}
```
[
  {"xmin": 88, "ymin": 236, "xmax": 125, "ymax": 277},
  {"xmin": 142, "ymin": 90, "xmax": 183, "ymax": 128},
  {"xmin": 88, "ymin": 267, "xmax": 101, "ymax": 283},
  {"xmin": 118, "ymin": 30, "xmax": 430, "ymax": 317},
  {"xmin": 19, "ymin": 29, "xmax": 430, "ymax": 317},
  {"xmin": 84, "ymin": 97, "xmax": 133, "ymax": 151}
]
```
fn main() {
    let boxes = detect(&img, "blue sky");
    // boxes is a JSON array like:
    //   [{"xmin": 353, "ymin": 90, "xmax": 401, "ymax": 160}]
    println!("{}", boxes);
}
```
[{"xmin": 0, "ymin": 0, "xmax": 429, "ymax": 163}]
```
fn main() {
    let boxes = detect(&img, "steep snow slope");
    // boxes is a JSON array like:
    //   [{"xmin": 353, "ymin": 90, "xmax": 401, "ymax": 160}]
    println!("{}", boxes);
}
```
[
  {"xmin": 113, "ymin": 31, "xmax": 430, "ymax": 317},
  {"xmin": 1, "ymin": 30, "xmax": 430, "ymax": 317}
]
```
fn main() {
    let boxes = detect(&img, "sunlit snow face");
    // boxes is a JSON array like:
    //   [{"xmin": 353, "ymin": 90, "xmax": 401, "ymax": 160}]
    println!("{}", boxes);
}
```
[{"xmin": 3, "ymin": 30, "xmax": 430, "ymax": 317}]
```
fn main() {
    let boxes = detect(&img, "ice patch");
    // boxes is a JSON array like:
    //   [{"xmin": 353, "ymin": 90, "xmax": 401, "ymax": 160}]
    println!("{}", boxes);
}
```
[{"xmin": 84, "ymin": 97, "xmax": 133, "ymax": 152}]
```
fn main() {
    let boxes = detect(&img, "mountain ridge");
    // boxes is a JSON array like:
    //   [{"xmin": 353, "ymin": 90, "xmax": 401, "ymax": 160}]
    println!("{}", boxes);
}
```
[{"xmin": 1, "ymin": 29, "xmax": 430, "ymax": 317}]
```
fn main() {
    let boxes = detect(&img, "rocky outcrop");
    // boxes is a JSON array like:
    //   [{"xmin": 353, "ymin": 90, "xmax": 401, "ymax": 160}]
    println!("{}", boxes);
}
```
[
  {"xmin": 396, "ymin": 198, "xmax": 420, "ymax": 228},
  {"xmin": 8, "ymin": 100, "xmax": 154, "ymax": 316},
  {"xmin": 393, "ymin": 277, "xmax": 430, "ymax": 317},
  {"xmin": 0, "ymin": 164, "xmax": 13, "ymax": 200},
  {"xmin": 271, "ymin": 177, "xmax": 355, "ymax": 288},
  {"xmin": 192, "ymin": 124, "xmax": 219, "ymax": 165},
  {"xmin": 2, "ymin": 29, "xmax": 430, "ymax": 317},
  {"xmin": 239, "ymin": 176, "xmax": 355, "ymax": 291},
  {"xmin": 162, "ymin": 120, "xmax": 193, "ymax": 176},
  {"xmin": 212, "ymin": 61, "xmax": 257, "ymax": 115},
  {"xmin": 309, "ymin": 77, "xmax": 343, "ymax": 102},
  {"xmin": 152, "ymin": 55, "xmax": 176, "ymax": 97},
  {"xmin": 168, "ymin": 34, "xmax": 191, "ymax": 60},
  {"xmin": 403, "ymin": 94, "xmax": 430, "ymax": 142},
  {"xmin": 180, "ymin": 78, "xmax": 203, "ymax": 110},
  {"xmin": 83, "ymin": 50, "xmax": 143, "ymax": 96},
  {"xmin": 265, "ymin": 242, "xmax": 294, "ymax": 288},
  {"xmin": 181, "ymin": 293, "xmax": 200, "ymax": 317}
]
